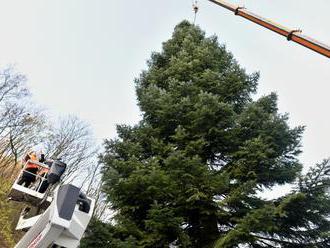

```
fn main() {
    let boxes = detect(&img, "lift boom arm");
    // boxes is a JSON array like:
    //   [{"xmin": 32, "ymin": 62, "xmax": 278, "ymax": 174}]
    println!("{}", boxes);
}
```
[
  {"xmin": 208, "ymin": 0, "xmax": 330, "ymax": 58},
  {"xmin": 14, "ymin": 184, "xmax": 94, "ymax": 248}
]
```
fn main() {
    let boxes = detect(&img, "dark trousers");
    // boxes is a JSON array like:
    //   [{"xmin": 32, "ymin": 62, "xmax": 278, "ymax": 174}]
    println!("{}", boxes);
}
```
[
  {"xmin": 17, "ymin": 168, "xmax": 38, "ymax": 188},
  {"xmin": 37, "ymin": 173, "xmax": 49, "ymax": 193}
]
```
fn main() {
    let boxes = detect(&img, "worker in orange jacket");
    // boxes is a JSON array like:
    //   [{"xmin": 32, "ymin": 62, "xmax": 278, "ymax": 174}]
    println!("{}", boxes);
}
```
[{"xmin": 17, "ymin": 151, "xmax": 40, "ymax": 188}]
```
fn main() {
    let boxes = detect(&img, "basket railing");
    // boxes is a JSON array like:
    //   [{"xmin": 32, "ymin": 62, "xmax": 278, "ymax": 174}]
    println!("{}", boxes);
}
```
[{"xmin": 16, "ymin": 160, "xmax": 50, "ymax": 193}]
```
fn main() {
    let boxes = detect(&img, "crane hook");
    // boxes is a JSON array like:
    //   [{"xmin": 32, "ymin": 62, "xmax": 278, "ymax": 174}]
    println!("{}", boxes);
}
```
[{"xmin": 192, "ymin": 1, "xmax": 199, "ymax": 24}]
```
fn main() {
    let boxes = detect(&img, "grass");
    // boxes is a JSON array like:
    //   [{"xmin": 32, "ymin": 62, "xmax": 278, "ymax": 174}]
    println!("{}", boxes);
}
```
[{"xmin": 0, "ymin": 176, "xmax": 25, "ymax": 248}]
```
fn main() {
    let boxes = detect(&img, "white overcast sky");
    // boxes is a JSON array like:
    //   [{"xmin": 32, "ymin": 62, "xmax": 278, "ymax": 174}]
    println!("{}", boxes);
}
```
[{"xmin": 0, "ymin": 0, "xmax": 329, "ymax": 171}]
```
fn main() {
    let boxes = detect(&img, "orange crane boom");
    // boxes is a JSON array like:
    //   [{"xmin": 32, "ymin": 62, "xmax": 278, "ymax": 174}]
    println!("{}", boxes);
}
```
[{"xmin": 208, "ymin": 0, "xmax": 330, "ymax": 58}]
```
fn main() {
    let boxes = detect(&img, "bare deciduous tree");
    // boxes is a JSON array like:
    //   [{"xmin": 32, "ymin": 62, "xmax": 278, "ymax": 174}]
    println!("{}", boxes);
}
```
[
  {"xmin": 0, "ymin": 104, "xmax": 45, "ymax": 177},
  {"xmin": 84, "ymin": 168, "xmax": 112, "ymax": 221},
  {"xmin": 43, "ymin": 115, "xmax": 98, "ymax": 184},
  {"xmin": 0, "ymin": 67, "xmax": 44, "ymax": 178},
  {"xmin": 0, "ymin": 67, "xmax": 29, "ymax": 106}
]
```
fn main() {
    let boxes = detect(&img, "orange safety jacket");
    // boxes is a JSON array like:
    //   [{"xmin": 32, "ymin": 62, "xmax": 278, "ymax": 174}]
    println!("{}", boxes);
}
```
[
  {"xmin": 24, "ymin": 153, "xmax": 39, "ymax": 170},
  {"xmin": 25, "ymin": 161, "xmax": 39, "ymax": 170}
]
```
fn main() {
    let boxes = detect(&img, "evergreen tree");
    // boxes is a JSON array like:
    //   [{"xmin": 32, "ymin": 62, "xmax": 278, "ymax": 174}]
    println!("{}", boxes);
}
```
[{"xmin": 82, "ymin": 21, "xmax": 330, "ymax": 247}]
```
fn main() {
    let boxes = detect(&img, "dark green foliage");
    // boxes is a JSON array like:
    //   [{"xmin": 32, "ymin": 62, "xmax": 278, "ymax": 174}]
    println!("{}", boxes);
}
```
[
  {"xmin": 80, "ymin": 218, "xmax": 138, "ymax": 248},
  {"xmin": 81, "ymin": 21, "xmax": 330, "ymax": 247}
]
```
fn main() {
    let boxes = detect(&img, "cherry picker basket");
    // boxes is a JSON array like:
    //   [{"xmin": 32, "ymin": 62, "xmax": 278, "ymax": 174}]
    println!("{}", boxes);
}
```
[{"xmin": 8, "ymin": 160, "xmax": 52, "ymax": 208}]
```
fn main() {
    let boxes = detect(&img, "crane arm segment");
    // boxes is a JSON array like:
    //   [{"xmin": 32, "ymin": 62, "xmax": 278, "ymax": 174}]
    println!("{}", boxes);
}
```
[{"xmin": 208, "ymin": 0, "xmax": 330, "ymax": 58}]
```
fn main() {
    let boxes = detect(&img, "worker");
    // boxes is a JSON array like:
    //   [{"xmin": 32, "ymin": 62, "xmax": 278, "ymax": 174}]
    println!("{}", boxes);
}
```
[
  {"xmin": 36, "ymin": 158, "xmax": 67, "ymax": 193},
  {"xmin": 36, "ymin": 159, "xmax": 51, "ymax": 193},
  {"xmin": 39, "ymin": 153, "xmax": 46, "ymax": 163},
  {"xmin": 17, "ymin": 151, "xmax": 40, "ymax": 188}
]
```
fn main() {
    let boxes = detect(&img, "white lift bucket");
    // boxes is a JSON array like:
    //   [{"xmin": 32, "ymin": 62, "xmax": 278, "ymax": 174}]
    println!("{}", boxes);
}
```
[
  {"xmin": 8, "ymin": 160, "xmax": 52, "ymax": 208},
  {"xmin": 14, "ymin": 184, "xmax": 95, "ymax": 248}
]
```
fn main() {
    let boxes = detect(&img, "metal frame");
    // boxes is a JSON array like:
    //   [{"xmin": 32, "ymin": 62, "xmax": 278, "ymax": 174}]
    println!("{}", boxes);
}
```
[
  {"xmin": 9, "ymin": 160, "xmax": 52, "ymax": 207},
  {"xmin": 16, "ymin": 160, "xmax": 49, "ymax": 191}
]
